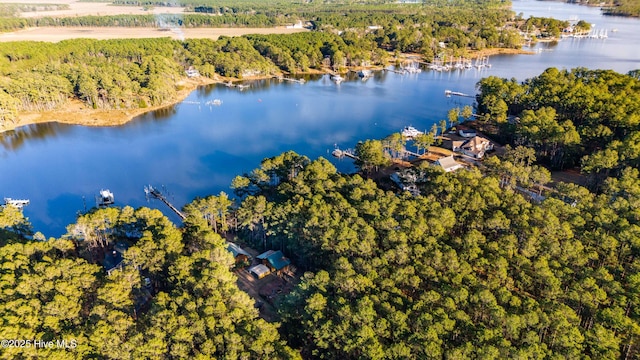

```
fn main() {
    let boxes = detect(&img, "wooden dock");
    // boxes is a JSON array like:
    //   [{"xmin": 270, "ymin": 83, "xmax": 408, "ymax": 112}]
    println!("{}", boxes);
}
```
[
  {"xmin": 275, "ymin": 76, "xmax": 305, "ymax": 84},
  {"xmin": 332, "ymin": 147, "xmax": 359, "ymax": 160},
  {"xmin": 144, "ymin": 185, "xmax": 186, "ymax": 221}
]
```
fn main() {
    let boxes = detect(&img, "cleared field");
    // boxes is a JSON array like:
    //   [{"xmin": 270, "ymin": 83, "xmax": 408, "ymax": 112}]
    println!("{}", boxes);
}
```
[
  {"xmin": 0, "ymin": 26, "xmax": 308, "ymax": 42},
  {"xmin": 2, "ymin": 0, "xmax": 186, "ymax": 18}
]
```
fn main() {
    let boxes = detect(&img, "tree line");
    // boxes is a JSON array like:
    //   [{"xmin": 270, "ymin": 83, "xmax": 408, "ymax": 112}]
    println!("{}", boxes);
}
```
[
  {"xmin": 0, "ymin": 0, "xmax": 565, "ymax": 60},
  {"xmin": 232, "ymin": 150, "xmax": 640, "ymax": 358},
  {"xmin": 0, "ymin": 203, "xmax": 299, "ymax": 359}
]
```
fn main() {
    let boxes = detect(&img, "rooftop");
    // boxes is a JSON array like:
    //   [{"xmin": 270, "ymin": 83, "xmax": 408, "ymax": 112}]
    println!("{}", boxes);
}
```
[
  {"xmin": 257, "ymin": 250, "xmax": 291, "ymax": 271},
  {"xmin": 227, "ymin": 242, "xmax": 252, "ymax": 258}
]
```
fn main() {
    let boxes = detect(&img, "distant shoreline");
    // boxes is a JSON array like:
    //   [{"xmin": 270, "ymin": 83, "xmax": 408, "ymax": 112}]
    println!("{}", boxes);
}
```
[{"xmin": 0, "ymin": 47, "xmax": 533, "ymax": 134}]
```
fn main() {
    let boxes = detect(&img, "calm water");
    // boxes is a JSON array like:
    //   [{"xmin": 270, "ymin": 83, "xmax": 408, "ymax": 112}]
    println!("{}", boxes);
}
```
[{"xmin": 1, "ymin": 0, "xmax": 639, "ymax": 237}]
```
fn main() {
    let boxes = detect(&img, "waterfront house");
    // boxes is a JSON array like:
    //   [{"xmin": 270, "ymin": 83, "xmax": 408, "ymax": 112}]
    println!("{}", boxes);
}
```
[
  {"xmin": 103, "ymin": 242, "xmax": 130, "ymax": 275},
  {"xmin": 460, "ymin": 136, "xmax": 493, "ymax": 159},
  {"xmin": 185, "ymin": 68, "xmax": 200, "ymax": 78},
  {"xmin": 458, "ymin": 129, "xmax": 477, "ymax": 138}
]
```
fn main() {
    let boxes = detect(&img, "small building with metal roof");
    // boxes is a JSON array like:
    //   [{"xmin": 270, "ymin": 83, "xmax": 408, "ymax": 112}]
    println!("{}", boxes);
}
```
[
  {"xmin": 249, "ymin": 264, "xmax": 271, "ymax": 279},
  {"xmin": 257, "ymin": 250, "xmax": 291, "ymax": 274},
  {"xmin": 227, "ymin": 242, "xmax": 252, "ymax": 265}
]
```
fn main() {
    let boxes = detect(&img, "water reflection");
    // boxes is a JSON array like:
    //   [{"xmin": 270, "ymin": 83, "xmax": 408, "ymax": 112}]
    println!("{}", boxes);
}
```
[{"xmin": 0, "ymin": 122, "xmax": 68, "ymax": 152}]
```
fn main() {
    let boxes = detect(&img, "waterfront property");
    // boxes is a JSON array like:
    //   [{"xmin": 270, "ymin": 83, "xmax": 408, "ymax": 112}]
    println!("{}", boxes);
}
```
[
  {"xmin": 103, "ymin": 242, "xmax": 130, "ymax": 275},
  {"xmin": 458, "ymin": 136, "xmax": 494, "ymax": 159}
]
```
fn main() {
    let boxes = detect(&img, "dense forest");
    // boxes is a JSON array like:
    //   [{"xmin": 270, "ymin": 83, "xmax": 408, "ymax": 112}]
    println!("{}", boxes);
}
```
[
  {"xmin": 0, "ymin": 35, "xmax": 347, "ymax": 124},
  {"xmin": 602, "ymin": 0, "xmax": 640, "ymax": 17},
  {"xmin": 0, "ymin": 0, "xmax": 527, "ymax": 56},
  {"xmin": 0, "ymin": 203, "xmax": 299, "ymax": 359},
  {"xmin": 2, "ymin": 147, "xmax": 640, "ymax": 358},
  {"xmin": 475, "ymin": 67, "xmax": 640, "ymax": 190}
]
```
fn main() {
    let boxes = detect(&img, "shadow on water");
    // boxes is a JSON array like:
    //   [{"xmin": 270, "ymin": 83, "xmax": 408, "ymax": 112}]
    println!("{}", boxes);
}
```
[
  {"xmin": 149, "ymin": 106, "xmax": 177, "ymax": 121},
  {"xmin": 0, "ymin": 122, "xmax": 69, "ymax": 151}
]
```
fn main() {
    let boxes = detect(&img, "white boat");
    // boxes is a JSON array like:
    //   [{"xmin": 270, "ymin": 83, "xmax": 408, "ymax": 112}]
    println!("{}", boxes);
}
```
[
  {"xmin": 401, "ymin": 126, "xmax": 423, "ymax": 139},
  {"xmin": 331, "ymin": 74, "xmax": 344, "ymax": 83}
]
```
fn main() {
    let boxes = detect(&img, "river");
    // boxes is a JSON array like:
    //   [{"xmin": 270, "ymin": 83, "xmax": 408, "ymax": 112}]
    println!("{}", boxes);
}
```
[{"xmin": 1, "ymin": 0, "xmax": 638, "ymax": 237}]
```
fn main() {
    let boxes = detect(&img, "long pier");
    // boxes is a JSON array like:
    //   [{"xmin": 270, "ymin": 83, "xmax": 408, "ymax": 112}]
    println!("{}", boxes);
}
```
[{"xmin": 144, "ymin": 185, "xmax": 186, "ymax": 221}]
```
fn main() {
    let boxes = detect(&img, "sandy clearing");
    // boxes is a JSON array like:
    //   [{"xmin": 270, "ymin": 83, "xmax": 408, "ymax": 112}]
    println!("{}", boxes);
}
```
[
  {"xmin": 19, "ymin": 4, "xmax": 186, "ymax": 18},
  {"xmin": 2, "ymin": 0, "xmax": 187, "ymax": 18},
  {"xmin": 0, "ymin": 26, "xmax": 308, "ymax": 42}
]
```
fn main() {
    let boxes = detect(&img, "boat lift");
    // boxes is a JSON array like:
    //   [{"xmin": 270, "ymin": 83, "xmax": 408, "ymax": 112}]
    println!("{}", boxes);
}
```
[{"xmin": 96, "ymin": 189, "xmax": 115, "ymax": 208}]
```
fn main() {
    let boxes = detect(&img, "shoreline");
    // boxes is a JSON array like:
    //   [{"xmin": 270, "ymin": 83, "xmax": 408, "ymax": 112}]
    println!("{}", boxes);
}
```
[
  {"xmin": 1, "ymin": 48, "xmax": 534, "ymax": 134},
  {"xmin": 1, "ymin": 77, "xmax": 217, "ymax": 133}
]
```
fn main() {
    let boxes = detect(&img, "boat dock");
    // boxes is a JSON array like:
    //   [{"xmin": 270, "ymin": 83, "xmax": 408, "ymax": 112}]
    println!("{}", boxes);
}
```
[
  {"xmin": 3, "ymin": 198, "xmax": 29, "ymax": 209},
  {"xmin": 384, "ymin": 68, "xmax": 406, "ymax": 74},
  {"xmin": 332, "ymin": 147, "xmax": 359, "ymax": 160},
  {"xmin": 445, "ymin": 89, "xmax": 474, "ymax": 98},
  {"xmin": 275, "ymin": 76, "xmax": 306, "ymax": 84},
  {"xmin": 144, "ymin": 185, "xmax": 186, "ymax": 221},
  {"xmin": 225, "ymin": 81, "xmax": 250, "ymax": 90},
  {"xmin": 96, "ymin": 189, "xmax": 114, "ymax": 207}
]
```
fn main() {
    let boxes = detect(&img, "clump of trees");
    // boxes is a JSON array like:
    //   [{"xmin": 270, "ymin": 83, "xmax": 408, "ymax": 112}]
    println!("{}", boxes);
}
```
[
  {"xmin": 230, "ymin": 151, "xmax": 640, "ymax": 359},
  {"xmin": 3, "ymin": 146, "xmax": 640, "ymax": 358},
  {"xmin": 602, "ymin": 0, "xmax": 640, "ymax": 17},
  {"xmin": 0, "ymin": 204, "xmax": 299, "ymax": 359},
  {"xmin": 475, "ymin": 67, "xmax": 640, "ymax": 189}
]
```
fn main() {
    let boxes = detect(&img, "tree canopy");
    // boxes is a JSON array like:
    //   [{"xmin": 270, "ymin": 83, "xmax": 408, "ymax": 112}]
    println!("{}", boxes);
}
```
[{"xmin": 0, "ymin": 205, "xmax": 298, "ymax": 359}]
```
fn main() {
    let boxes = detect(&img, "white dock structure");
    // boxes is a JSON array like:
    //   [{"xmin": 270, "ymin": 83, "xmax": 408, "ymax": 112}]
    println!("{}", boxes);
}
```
[{"xmin": 3, "ymin": 198, "xmax": 29, "ymax": 209}]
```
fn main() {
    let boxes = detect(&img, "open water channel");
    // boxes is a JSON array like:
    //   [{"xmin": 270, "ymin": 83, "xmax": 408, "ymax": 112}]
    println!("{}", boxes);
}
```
[{"xmin": 1, "ymin": 0, "xmax": 639, "ymax": 236}]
